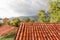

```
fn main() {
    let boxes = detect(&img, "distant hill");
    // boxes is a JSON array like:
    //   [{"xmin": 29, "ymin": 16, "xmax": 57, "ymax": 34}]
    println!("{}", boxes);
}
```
[{"xmin": 10, "ymin": 15, "xmax": 39, "ymax": 22}]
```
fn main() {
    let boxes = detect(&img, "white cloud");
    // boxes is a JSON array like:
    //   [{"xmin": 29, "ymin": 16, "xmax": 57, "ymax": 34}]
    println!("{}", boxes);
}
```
[
  {"xmin": 0, "ymin": 0, "xmax": 49, "ymax": 18},
  {"xmin": 0, "ymin": 0, "xmax": 22, "ymax": 18},
  {"xmin": 10, "ymin": 0, "xmax": 49, "ymax": 16}
]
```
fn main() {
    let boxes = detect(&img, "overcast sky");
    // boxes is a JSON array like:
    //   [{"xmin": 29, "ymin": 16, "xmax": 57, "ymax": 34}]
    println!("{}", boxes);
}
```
[{"xmin": 0, "ymin": 0, "xmax": 49, "ymax": 18}]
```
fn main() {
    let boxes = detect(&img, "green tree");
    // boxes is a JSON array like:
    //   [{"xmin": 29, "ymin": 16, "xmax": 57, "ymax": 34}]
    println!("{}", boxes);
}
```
[
  {"xmin": 0, "ymin": 22, "xmax": 2, "ymax": 26},
  {"xmin": 6, "ymin": 20, "xmax": 10, "ymax": 25},
  {"xmin": 38, "ymin": 10, "xmax": 48, "ymax": 22},
  {"xmin": 12, "ymin": 18, "xmax": 21, "ymax": 27},
  {"xmin": 23, "ymin": 18, "xmax": 31, "ymax": 22},
  {"xmin": 48, "ymin": 0, "xmax": 60, "ymax": 22},
  {"xmin": 31, "ymin": 20, "xmax": 35, "ymax": 22}
]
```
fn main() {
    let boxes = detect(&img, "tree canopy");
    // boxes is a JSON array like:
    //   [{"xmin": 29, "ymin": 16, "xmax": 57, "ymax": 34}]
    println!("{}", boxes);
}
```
[
  {"xmin": 38, "ymin": 0, "xmax": 60, "ymax": 23},
  {"xmin": 48, "ymin": 0, "xmax": 60, "ymax": 22}
]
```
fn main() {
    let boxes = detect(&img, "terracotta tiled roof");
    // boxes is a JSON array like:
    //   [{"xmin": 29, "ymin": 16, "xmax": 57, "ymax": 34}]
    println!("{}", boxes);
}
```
[
  {"xmin": 0, "ymin": 25, "xmax": 18, "ymax": 37},
  {"xmin": 15, "ymin": 22, "xmax": 60, "ymax": 40}
]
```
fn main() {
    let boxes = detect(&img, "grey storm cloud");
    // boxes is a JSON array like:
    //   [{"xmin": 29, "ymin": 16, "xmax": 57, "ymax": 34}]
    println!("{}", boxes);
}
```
[{"xmin": 10, "ymin": 0, "xmax": 49, "ymax": 16}]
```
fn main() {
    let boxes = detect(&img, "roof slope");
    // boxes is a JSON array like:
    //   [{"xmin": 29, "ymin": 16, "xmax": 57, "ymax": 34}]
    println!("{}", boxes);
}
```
[
  {"xmin": 0, "ymin": 25, "xmax": 18, "ymax": 37},
  {"xmin": 15, "ymin": 22, "xmax": 60, "ymax": 40}
]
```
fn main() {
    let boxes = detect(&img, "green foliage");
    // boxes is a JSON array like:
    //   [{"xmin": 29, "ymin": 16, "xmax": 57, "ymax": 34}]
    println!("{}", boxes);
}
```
[
  {"xmin": 48, "ymin": 0, "xmax": 60, "ymax": 22},
  {"xmin": 38, "ymin": 10, "xmax": 45, "ymax": 22},
  {"xmin": 23, "ymin": 18, "xmax": 31, "ymax": 22},
  {"xmin": 7, "ymin": 20, "xmax": 10, "ymax": 25},
  {"xmin": 0, "ymin": 22, "xmax": 2, "ymax": 26},
  {"xmin": 4, "ymin": 33, "xmax": 16, "ymax": 38},
  {"xmin": 11, "ymin": 18, "xmax": 21, "ymax": 27},
  {"xmin": 38, "ymin": 10, "xmax": 50, "ymax": 22},
  {"xmin": 0, "ymin": 33, "xmax": 16, "ymax": 40},
  {"xmin": 37, "ymin": 0, "xmax": 60, "ymax": 23},
  {"xmin": 31, "ymin": 20, "xmax": 35, "ymax": 22}
]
